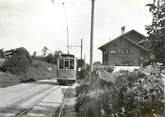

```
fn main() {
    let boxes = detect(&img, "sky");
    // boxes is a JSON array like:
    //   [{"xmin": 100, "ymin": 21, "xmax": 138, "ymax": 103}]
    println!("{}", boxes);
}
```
[{"xmin": 0, "ymin": 0, "xmax": 152, "ymax": 63}]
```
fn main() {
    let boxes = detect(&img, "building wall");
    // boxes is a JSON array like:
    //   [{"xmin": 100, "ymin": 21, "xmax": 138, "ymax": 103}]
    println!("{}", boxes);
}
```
[
  {"xmin": 102, "ymin": 38, "xmax": 148, "ymax": 66},
  {"xmin": 0, "ymin": 58, "xmax": 5, "ymax": 67}
]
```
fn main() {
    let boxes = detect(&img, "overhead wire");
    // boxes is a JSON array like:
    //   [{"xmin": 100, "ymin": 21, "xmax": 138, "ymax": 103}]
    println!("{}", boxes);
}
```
[
  {"xmin": 51, "ymin": 0, "xmax": 85, "ymax": 54},
  {"xmin": 52, "ymin": 0, "xmax": 72, "ymax": 54}
]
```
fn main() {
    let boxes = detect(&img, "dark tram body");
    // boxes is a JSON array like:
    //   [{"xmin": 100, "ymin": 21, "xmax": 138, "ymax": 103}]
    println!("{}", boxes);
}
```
[{"xmin": 57, "ymin": 54, "xmax": 77, "ymax": 84}]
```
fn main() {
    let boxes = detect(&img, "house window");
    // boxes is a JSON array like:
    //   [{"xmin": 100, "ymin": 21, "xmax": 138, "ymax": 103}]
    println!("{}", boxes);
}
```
[
  {"xmin": 110, "ymin": 51, "xmax": 116, "ymax": 54},
  {"xmin": 121, "ymin": 48, "xmax": 125, "ymax": 54},
  {"xmin": 121, "ymin": 48, "xmax": 130, "ymax": 54},
  {"xmin": 125, "ymin": 48, "xmax": 130, "ymax": 54}
]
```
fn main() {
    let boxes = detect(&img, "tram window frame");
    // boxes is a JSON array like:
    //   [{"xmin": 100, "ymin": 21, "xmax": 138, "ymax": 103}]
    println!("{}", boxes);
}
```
[
  {"xmin": 58, "ymin": 58, "xmax": 75, "ymax": 70},
  {"xmin": 70, "ymin": 59, "xmax": 74, "ymax": 69},
  {"xmin": 59, "ymin": 59, "xmax": 64, "ymax": 69},
  {"xmin": 64, "ymin": 59, "xmax": 69, "ymax": 69}
]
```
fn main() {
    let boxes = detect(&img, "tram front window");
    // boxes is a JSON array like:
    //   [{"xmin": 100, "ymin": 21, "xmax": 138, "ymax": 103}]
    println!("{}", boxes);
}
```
[
  {"xmin": 70, "ymin": 59, "xmax": 74, "ymax": 69},
  {"xmin": 59, "ymin": 58, "xmax": 75, "ymax": 70},
  {"xmin": 64, "ymin": 59, "xmax": 69, "ymax": 69}
]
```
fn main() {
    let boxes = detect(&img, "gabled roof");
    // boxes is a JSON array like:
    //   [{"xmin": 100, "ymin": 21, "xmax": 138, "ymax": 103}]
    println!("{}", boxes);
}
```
[
  {"xmin": 122, "ymin": 36, "xmax": 148, "ymax": 51},
  {"xmin": 98, "ymin": 29, "xmax": 148, "ymax": 51}
]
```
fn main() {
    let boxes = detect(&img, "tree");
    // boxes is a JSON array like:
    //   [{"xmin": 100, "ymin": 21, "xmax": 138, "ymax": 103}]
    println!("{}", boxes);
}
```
[
  {"xmin": 54, "ymin": 50, "xmax": 62, "ymax": 57},
  {"xmin": 0, "ymin": 49, "xmax": 5, "ymax": 58},
  {"xmin": 46, "ymin": 53, "xmax": 55, "ymax": 64},
  {"xmin": 1, "ymin": 47, "xmax": 32, "ymax": 82},
  {"xmin": 32, "ymin": 51, "xmax": 37, "ymax": 57},
  {"xmin": 42, "ymin": 46, "xmax": 49, "ymax": 56},
  {"xmin": 146, "ymin": 0, "xmax": 165, "ymax": 65},
  {"xmin": 54, "ymin": 50, "xmax": 63, "ymax": 64}
]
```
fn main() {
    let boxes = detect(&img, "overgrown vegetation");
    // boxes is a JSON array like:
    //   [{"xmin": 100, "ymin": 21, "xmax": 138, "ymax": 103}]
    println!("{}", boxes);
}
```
[
  {"xmin": 32, "ymin": 49, "xmax": 63, "ymax": 64},
  {"xmin": 76, "ymin": 66, "xmax": 164, "ymax": 117},
  {"xmin": 0, "ymin": 72, "xmax": 20, "ymax": 87},
  {"xmin": 0, "ymin": 47, "xmax": 32, "ymax": 81},
  {"xmin": 77, "ymin": 59, "xmax": 89, "ymax": 80},
  {"xmin": 0, "ymin": 47, "xmax": 57, "ymax": 87}
]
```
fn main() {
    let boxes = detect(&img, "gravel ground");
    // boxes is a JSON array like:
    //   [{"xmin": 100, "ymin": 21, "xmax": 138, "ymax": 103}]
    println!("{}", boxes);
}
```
[{"xmin": 0, "ymin": 79, "xmax": 67, "ymax": 117}]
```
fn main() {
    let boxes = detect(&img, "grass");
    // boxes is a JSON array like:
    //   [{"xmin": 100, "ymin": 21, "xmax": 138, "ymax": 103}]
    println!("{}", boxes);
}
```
[
  {"xmin": 0, "ymin": 72, "xmax": 19, "ymax": 87},
  {"xmin": 24, "ymin": 59, "xmax": 57, "ymax": 81},
  {"xmin": 0, "ymin": 59, "xmax": 57, "ymax": 87}
]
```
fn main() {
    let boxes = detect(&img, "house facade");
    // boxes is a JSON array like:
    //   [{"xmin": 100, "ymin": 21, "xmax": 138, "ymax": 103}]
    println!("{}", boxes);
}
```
[
  {"xmin": 0, "ymin": 57, "xmax": 5, "ymax": 67},
  {"xmin": 99, "ymin": 30, "xmax": 149, "ymax": 66}
]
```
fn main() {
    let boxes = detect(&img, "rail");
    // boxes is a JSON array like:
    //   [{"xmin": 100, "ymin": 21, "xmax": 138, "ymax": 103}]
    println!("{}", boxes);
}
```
[
  {"xmin": 15, "ymin": 86, "xmax": 60, "ymax": 117},
  {"xmin": 57, "ymin": 85, "xmax": 72, "ymax": 117}
]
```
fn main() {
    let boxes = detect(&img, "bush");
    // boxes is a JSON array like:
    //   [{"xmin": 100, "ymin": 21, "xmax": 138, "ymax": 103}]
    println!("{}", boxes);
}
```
[
  {"xmin": 76, "ymin": 75, "xmax": 117, "ymax": 117},
  {"xmin": 77, "ymin": 69, "xmax": 89, "ymax": 80},
  {"xmin": 78, "ymin": 97, "xmax": 102, "ymax": 117},
  {"xmin": 107, "ymin": 67, "xmax": 114, "ymax": 73},
  {"xmin": 33, "ymin": 53, "xmax": 56, "ymax": 64},
  {"xmin": 76, "ymin": 84, "xmax": 90, "ymax": 96},
  {"xmin": 0, "ymin": 72, "xmax": 19, "ymax": 87},
  {"xmin": 1, "ymin": 47, "xmax": 32, "ymax": 81},
  {"xmin": 76, "ymin": 66, "xmax": 164, "ymax": 117},
  {"xmin": 46, "ymin": 53, "xmax": 55, "ymax": 64},
  {"xmin": 115, "ymin": 68, "xmax": 164, "ymax": 116}
]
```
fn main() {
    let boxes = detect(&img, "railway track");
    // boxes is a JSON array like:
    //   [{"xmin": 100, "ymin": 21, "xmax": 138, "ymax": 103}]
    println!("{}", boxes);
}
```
[
  {"xmin": 54, "ymin": 85, "xmax": 77, "ymax": 117},
  {"xmin": 0, "ymin": 84, "xmax": 61, "ymax": 117},
  {"xmin": 3, "ymin": 85, "xmax": 53, "ymax": 108},
  {"xmin": 0, "ymin": 79, "xmax": 78, "ymax": 117},
  {"xmin": 15, "ymin": 86, "xmax": 60, "ymax": 117}
]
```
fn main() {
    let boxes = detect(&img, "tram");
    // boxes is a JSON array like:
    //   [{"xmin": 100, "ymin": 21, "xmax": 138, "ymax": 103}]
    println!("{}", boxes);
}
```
[{"xmin": 57, "ymin": 54, "xmax": 77, "ymax": 85}]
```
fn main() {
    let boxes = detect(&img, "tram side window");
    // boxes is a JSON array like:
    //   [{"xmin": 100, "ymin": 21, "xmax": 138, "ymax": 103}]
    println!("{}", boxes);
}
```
[
  {"xmin": 70, "ymin": 59, "xmax": 74, "ymax": 69},
  {"xmin": 59, "ymin": 59, "xmax": 64, "ymax": 69}
]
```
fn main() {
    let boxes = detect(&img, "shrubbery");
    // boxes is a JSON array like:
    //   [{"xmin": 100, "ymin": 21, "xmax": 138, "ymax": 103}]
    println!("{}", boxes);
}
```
[
  {"xmin": 46, "ymin": 53, "xmax": 56, "ymax": 64},
  {"xmin": 116, "ymin": 71, "xmax": 164, "ymax": 116},
  {"xmin": 76, "ymin": 66, "xmax": 164, "ymax": 117},
  {"xmin": 0, "ymin": 47, "xmax": 32, "ymax": 81},
  {"xmin": 0, "ymin": 47, "xmax": 58, "ymax": 86},
  {"xmin": 32, "ymin": 52, "xmax": 60, "ymax": 64}
]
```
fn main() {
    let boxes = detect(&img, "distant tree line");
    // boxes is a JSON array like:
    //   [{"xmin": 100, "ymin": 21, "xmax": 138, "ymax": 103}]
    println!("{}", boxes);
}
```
[{"xmin": 32, "ymin": 46, "xmax": 63, "ymax": 64}]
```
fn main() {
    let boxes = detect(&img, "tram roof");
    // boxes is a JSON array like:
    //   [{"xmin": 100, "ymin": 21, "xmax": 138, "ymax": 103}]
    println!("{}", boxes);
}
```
[{"xmin": 61, "ymin": 54, "xmax": 75, "ymax": 58}]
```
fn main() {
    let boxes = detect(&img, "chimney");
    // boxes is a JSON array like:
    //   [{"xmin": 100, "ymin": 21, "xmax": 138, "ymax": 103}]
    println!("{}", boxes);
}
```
[{"xmin": 121, "ymin": 26, "xmax": 125, "ymax": 35}]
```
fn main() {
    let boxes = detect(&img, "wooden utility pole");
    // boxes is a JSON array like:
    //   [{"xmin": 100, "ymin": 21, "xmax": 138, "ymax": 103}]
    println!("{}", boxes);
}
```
[
  {"xmin": 67, "ymin": 27, "xmax": 69, "ymax": 54},
  {"xmin": 89, "ymin": 0, "xmax": 95, "ymax": 83},
  {"xmin": 81, "ymin": 38, "xmax": 83, "ymax": 60}
]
